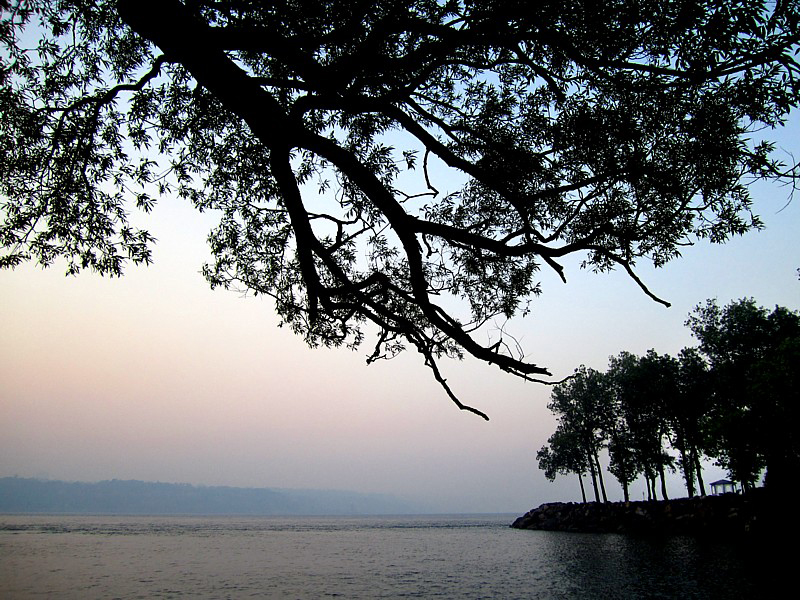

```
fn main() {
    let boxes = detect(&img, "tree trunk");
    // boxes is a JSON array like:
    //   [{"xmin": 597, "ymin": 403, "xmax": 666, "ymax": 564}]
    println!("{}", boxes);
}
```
[
  {"xmin": 693, "ymin": 450, "xmax": 706, "ymax": 496},
  {"xmin": 586, "ymin": 451, "xmax": 600, "ymax": 502},
  {"xmin": 622, "ymin": 480, "xmax": 630, "ymax": 503},
  {"xmin": 659, "ymin": 464, "xmax": 669, "ymax": 500},
  {"xmin": 577, "ymin": 474, "xmax": 587, "ymax": 504},
  {"xmin": 594, "ymin": 453, "xmax": 608, "ymax": 503},
  {"xmin": 678, "ymin": 442, "xmax": 695, "ymax": 497}
]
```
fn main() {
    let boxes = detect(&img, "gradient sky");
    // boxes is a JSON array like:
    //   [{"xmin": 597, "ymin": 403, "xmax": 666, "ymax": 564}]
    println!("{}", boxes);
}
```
[{"xmin": 1, "ymin": 117, "xmax": 798, "ymax": 513}]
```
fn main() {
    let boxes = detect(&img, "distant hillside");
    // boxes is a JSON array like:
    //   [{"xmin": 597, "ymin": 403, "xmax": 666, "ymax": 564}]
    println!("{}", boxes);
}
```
[{"xmin": 0, "ymin": 477, "xmax": 423, "ymax": 516}]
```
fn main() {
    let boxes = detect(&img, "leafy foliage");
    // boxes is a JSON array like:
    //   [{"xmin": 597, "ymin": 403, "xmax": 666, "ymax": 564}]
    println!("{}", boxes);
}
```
[
  {"xmin": 608, "ymin": 350, "xmax": 678, "ymax": 500},
  {"xmin": 545, "ymin": 365, "xmax": 610, "ymax": 501},
  {"xmin": 2, "ymin": 0, "xmax": 799, "ymax": 416},
  {"xmin": 687, "ymin": 298, "xmax": 800, "ymax": 491}
]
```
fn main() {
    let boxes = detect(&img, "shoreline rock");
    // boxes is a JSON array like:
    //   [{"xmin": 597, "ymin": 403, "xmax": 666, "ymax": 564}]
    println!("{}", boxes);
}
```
[{"xmin": 511, "ymin": 491, "xmax": 777, "ymax": 537}]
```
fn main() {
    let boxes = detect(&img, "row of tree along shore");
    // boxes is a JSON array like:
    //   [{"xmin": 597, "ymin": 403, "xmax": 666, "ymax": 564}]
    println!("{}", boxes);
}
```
[{"xmin": 537, "ymin": 298, "xmax": 799, "ymax": 504}]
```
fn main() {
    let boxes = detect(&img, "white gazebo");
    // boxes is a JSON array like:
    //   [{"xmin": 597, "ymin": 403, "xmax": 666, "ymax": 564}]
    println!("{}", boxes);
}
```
[{"xmin": 710, "ymin": 479, "xmax": 738, "ymax": 495}]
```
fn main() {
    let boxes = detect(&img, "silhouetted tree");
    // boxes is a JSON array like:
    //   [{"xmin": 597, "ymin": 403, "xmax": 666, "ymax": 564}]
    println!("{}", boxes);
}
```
[
  {"xmin": 537, "ymin": 428, "xmax": 590, "ymax": 503},
  {"xmin": 549, "ymin": 366, "xmax": 610, "ymax": 502},
  {"xmin": 687, "ymin": 299, "xmax": 800, "ymax": 493},
  {"xmin": 641, "ymin": 350, "xmax": 679, "ymax": 500},
  {"xmin": 606, "ymin": 429, "xmax": 639, "ymax": 503},
  {"xmin": 669, "ymin": 347, "xmax": 713, "ymax": 496},
  {"xmin": 750, "ymin": 320, "xmax": 800, "ymax": 491},
  {"xmin": 3, "ymin": 1, "xmax": 799, "ymax": 416},
  {"xmin": 607, "ymin": 351, "xmax": 675, "ymax": 501}
]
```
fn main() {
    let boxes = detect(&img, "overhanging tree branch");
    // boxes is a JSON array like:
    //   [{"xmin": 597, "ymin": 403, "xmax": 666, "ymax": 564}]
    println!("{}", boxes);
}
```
[{"xmin": 3, "ymin": 0, "xmax": 798, "ymax": 417}]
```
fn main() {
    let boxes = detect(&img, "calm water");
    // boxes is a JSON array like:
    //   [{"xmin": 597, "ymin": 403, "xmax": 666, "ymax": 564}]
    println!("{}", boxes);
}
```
[{"xmin": 0, "ymin": 514, "xmax": 771, "ymax": 599}]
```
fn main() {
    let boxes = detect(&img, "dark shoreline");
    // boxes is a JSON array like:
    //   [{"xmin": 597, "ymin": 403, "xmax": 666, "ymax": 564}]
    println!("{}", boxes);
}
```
[{"xmin": 511, "ymin": 490, "xmax": 785, "ymax": 537}]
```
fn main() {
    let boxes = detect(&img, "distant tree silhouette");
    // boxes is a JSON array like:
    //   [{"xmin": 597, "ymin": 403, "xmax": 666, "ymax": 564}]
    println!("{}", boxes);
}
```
[
  {"xmin": 537, "ymin": 428, "xmax": 590, "ymax": 503},
  {"xmin": 605, "ymin": 428, "xmax": 639, "ymax": 504},
  {"xmin": 606, "ymin": 351, "xmax": 677, "ymax": 501},
  {"xmin": 687, "ymin": 299, "xmax": 800, "ymax": 494},
  {"xmin": 548, "ymin": 366, "xmax": 610, "ymax": 502},
  {"xmin": 2, "ymin": 1, "xmax": 799, "ymax": 416},
  {"xmin": 670, "ymin": 347, "xmax": 712, "ymax": 496}
]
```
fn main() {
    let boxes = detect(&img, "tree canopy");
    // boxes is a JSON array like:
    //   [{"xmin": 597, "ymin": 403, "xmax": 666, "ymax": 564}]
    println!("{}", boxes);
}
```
[
  {"xmin": 687, "ymin": 298, "xmax": 800, "ymax": 491},
  {"xmin": 2, "ymin": 0, "xmax": 799, "ymax": 417}
]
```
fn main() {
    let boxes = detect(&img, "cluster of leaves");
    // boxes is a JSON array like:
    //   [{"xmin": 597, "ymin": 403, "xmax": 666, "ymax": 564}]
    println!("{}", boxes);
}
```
[
  {"xmin": 2, "ymin": 1, "xmax": 799, "ymax": 417},
  {"xmin": 538, "ymin": 298, "xmax": 800, "ymax": 501}
]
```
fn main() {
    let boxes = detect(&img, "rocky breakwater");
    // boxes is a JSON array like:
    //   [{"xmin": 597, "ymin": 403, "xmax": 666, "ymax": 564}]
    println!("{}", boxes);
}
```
[{"xmin": 511, "ymin": 491, "xmax": 775, "ymax": 537}]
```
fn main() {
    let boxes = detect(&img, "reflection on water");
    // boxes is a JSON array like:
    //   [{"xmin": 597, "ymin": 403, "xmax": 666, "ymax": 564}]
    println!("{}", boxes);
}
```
[
  {"xmin": 536, "ymin": 532, "xmax": 765, "ymax": 599},
  {"xmin": 0, "ymin": 514, "xmax": 772, "ymax": 598}
]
